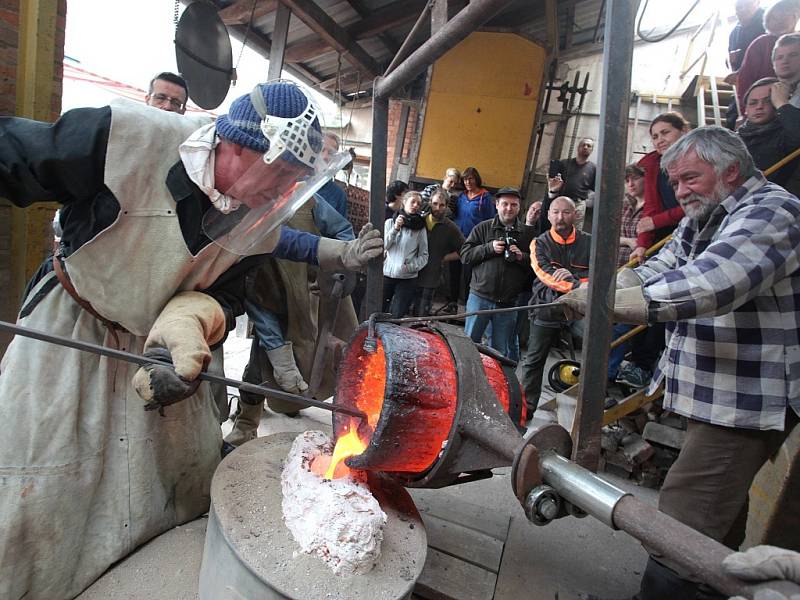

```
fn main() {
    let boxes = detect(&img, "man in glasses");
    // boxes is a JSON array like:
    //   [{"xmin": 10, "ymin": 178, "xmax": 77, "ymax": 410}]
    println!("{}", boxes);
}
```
[
  {"xmin": 0, "ymin": 80, "xmax": 381, "ymax": 599},
  {"xmin": 145, "ymin": 71, "xmax": 188, "ymax": 114}
]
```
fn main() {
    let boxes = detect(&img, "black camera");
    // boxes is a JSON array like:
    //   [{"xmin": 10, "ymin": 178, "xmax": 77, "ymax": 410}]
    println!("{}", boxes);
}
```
[{"xmin": 502, "ymin": 228, "xmax": 518, "ymax": 262}]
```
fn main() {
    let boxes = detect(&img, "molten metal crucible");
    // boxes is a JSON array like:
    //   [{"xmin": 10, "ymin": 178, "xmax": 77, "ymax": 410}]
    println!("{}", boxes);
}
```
[{"xmin": 331, "ymin": 322, "xmax": 530, "ymax": 488}]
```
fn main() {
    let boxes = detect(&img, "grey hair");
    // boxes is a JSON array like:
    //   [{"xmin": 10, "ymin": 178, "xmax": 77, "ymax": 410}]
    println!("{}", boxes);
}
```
[
  {"xmin": 660, "ymin": 126, "xmax": 757, "ymax": 180},
  {"xmin": 773, "ymin": 32, "xmax": 800, "ymax": 60}
]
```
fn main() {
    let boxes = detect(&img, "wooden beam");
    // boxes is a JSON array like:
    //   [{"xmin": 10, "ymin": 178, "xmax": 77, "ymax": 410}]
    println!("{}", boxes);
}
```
[
  {"xmin": 339, "ymin": 0, "xmax": 398, "ymax": 55},
  {"xmin": 283, "ymin": 0, "xmax": 427, "ymax": 64},
  {"xmin": 227, "ymin": 22, "xmax": 325, "ymax": 86},
  {"xmin": 219, "ymin": 0, "xmax": 279, "ymax": 25},
  {"xmin": 279, "ymin": 0, "xmax": 381, "ymax": 77},
  {"xmin": 267, "ymin": 2, "xmax": 291, "ymax": 80}
]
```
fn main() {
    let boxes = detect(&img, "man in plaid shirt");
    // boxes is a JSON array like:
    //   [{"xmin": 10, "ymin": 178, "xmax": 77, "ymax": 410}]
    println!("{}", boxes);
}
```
[{"xmin": 561, "ymin": 126, "xmax": 800, "ymax": 598}]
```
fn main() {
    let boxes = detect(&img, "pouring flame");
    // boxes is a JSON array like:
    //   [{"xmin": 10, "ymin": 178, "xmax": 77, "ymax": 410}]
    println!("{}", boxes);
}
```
[{"xmin": 324, "ymin": 425, "xmax": 367, "ymax": 479}]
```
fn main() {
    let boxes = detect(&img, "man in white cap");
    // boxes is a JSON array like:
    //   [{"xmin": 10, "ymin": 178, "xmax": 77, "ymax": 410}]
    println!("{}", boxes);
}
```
[{"xmin": 0, "ymin": 80, "xmax": 381, "ymax": 599}]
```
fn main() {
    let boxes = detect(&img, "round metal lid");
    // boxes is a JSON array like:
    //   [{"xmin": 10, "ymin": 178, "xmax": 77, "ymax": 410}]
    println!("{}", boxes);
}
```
[{"xmin": 175, "ymin": 1, "xmax": 233, "ymax": 109}]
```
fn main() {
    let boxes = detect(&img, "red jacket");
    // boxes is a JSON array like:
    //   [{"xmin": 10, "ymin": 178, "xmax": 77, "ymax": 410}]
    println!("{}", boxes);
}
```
[{"xmin": 636, "ymin": 151, "xmax": 684, "ymax": 250}]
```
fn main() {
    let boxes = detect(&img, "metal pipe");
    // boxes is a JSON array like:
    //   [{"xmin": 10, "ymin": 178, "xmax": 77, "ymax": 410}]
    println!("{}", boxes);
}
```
[
  {"xmin": 0, "ymin": 319, "xmax": 366, "ymax": 419},
  {"xmin": 364, "ymin": 92, "xmax": 389, "ymax": 318},
  {"xmin": 537, "ymin": 451, "xmax": 800, "ymax": 598},
  {"xmin": 571, "ymin": 0, "xmax": 638, "ymax": 471},
  {"xmin": 374, "ymin": 0, "xmax": 514, "ymax": 98},
  {"xmin": 540, "ymin": 451, "xmax": 628, "ymax": 528},
  {"xmin": 383, "ymin": 0, "xmax": 434, "ymax": 77}
]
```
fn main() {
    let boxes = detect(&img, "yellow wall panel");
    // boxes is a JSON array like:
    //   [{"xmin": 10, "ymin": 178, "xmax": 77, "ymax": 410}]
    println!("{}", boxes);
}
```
[{"xmin": 417, "ymin": 32, "xmax": 545, "ymax": 189}]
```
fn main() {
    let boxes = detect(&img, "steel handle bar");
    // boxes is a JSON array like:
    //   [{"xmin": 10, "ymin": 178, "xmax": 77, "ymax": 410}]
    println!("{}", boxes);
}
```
[{"xmin": 0, "ymin": 319, "xmax": 366, "ymax": 420}]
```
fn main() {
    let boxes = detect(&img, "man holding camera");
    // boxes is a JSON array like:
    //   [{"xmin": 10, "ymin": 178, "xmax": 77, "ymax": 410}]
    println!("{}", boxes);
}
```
[
  {"xmin": 460, "ymin": 187, "xmax": 536, "ymax": 358},
  {"xmin": 519, "ymin": 196, "xmax": 591, "ymax": 416}
]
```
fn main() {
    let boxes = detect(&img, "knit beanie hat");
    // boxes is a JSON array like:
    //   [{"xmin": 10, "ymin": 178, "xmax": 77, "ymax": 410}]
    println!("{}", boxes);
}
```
[{"xmin": 216, "ymin": 81, "xmax": 321, "ymax": 154}]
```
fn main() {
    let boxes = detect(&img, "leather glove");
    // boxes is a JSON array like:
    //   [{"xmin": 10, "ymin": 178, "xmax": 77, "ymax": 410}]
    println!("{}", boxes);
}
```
[
  {"xmin": 132, "ymin": 291, "xmax": 226, "ymax": 411},
  {"xmin": 317, "ymin": 223, "xmax": 383, "ymax": 272},
  {"xmin": 266, "ymin": 342, "xmax": 309, "ymax": 395},
  {"xmin": 616, "ymin": 267, "xmax": 643, "ymax": 290},
  {"xmin": 724, "ymin": 545, "xmax": 800, "ymax": 584},
  {"xmin": 558, "ymin": 285, "xmax": 649, "ymax": 325}
]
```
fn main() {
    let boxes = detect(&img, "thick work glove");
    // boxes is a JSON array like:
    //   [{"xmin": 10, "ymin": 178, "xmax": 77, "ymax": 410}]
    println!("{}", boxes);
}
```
[
  {"xmin": 558, "ymin": 285, "xmax": 649, "ymax": 325},
  {"xmin": 616, "ymin": 267, "xmax": 643, "ymax": 289},
  {"xmin": 266, "ymin": 342, "xmax": 309, "ymax": 395},
  {"xmin": 724, "ymin": 546, "xmax": 800, "ymax": 584},
  {"xmin": 317, "ymin": 223, "xmax": 383, "ymax": 272},
  {"xmin": 132, "ymin": 291, "xmax": 226, "ymax": 411}
]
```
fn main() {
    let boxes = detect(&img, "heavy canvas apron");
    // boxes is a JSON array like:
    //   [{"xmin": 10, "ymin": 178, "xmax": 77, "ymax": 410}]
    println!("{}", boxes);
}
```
[{"xmin": 0, "ymin": 100, "xmax": 279, "ymax": 599}]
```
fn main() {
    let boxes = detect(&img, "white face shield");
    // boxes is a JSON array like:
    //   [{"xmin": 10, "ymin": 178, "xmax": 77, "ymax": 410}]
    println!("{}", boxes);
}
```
[{"xmin": 201, "ymin": 81, "xmax": 350, "ymax": 255}]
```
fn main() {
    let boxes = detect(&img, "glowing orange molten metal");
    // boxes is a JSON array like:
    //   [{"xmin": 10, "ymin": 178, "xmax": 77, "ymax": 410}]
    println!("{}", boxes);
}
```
[{"xmin": 323, "ymin": 426, "xmax": 367, "ymax": 479}]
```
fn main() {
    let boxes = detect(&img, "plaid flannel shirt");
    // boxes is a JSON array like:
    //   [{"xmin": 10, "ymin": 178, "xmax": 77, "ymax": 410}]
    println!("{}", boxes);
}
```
[{"xmin": 636, "ymin": 174, "xmax": 800, "ymax": 431}]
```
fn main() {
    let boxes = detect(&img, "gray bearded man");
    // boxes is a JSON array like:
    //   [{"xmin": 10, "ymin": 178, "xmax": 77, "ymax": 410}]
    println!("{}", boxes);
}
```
[{"xmin": 559, "ymin": 126, "xmax": 800, "ymax": 598}]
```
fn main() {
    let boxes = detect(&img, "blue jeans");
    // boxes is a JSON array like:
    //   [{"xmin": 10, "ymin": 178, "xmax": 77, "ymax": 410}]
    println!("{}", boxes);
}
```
[
  {"xmin": 464, "ymin": 293, "xmax": 519, "ymax": 359},
  {"xmin": 608, "ymin": 323, "xmax": 634, "ymax": 380}
]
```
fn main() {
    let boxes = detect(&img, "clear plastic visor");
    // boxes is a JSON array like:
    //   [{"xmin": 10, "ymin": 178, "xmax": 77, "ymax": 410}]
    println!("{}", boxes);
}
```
[{"xmin": 202, "ymin": 149, "xmax": 352, "ymax": 255}]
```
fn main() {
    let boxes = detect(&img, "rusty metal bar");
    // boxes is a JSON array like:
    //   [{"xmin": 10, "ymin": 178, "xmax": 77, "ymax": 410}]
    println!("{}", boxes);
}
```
[
  {"xmin": 570, "ymin": 0, "xmax": 638, "ymax": 471},
  {"xmin": 364, "ymin": 92, "xmax": 389, "ymax": 318},
  {"xmin": 537, "ymin": 451, "xmax": 800, "ymax": 598},
  {"xmin": 613, "ymin": 496, "xmax": 755, "ymax": 598},
  {"xmin": 0, "ymin": 319, "xmax": 366, "ymax": 419},
  {"xmin": 383, "ymin": 0, "xmax": 434, "ymax": 77},
  {"xmin": 374, "ymin": 0, "xmax": 513, "ymax": 98}
]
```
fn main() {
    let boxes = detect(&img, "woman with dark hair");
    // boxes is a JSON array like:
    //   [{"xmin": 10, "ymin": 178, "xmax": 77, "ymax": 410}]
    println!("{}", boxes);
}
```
[
  {"xmin": 451, "ymin": 167, "xmax": 495, "ymax": 304},
  {"xmin": 383, "ymin": 190, "xmax": 429, "ymax": 318},
  {"xmin": 385, "ymin": 179, "xmax": 409, "ymax": 220},
  {"xmin": 453, "ymin": 167, "xmax": 495, "ymax": 237},
  {"xmin": 630, "ymin": 111, "xmax": 690, "ymax": 264}
]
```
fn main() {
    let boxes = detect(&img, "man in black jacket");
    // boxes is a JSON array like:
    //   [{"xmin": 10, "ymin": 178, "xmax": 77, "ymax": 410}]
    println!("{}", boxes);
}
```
[
  {"xmin": 460, "ymin": 187, "xmax": 536, "ymax": 359},
  {"xmin": 519, "ymin": 196, "xmax": 591, "ymax": 415}
]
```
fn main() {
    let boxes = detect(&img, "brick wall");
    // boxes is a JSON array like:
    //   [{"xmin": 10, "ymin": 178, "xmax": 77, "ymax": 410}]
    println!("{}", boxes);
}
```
[
  {"xmin": 0, "ymin": 0, "xmax": 66, "ymax": 355},
  {"xmin": 386, "ymin": 99, "xmax": 419, "ymax": 183}
]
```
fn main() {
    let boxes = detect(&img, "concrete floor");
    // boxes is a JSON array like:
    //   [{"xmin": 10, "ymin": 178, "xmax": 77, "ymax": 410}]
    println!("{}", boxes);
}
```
[{"xmin": 80, "ymin": 328, "xmax": 656, "ymax": 599}]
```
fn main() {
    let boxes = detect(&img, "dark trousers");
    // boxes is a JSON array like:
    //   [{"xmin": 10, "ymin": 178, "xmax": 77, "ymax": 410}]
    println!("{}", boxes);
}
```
[
  {"xmin": 519, "ymin": 324, "xmax": 562, "ymax": 413},
  {"xmin": 631, "ymin": 322, "xmax": 666, "ymax": 372},
  {"xmin": 413, "ymin": 286, "xmax": 436, "ymax": 317},
  {"xmin": 639, "ymin": 411, "xmax": 797, "ymax": 599},
  {"xmin": 383, "ymin": 275, "xmax": 418, "ymax": 318}
]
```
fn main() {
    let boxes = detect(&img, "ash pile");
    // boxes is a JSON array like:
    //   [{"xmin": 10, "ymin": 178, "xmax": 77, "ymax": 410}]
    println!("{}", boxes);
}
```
[{"xmin": 600, "ymin": 403, "xmax": 686, "ymax": 488}]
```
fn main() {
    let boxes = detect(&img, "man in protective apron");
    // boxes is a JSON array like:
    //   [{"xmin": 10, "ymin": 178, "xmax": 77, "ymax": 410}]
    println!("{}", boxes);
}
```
[{"xmin": 0, "ymin": 80, "xmax": 382, "ymax": 600}]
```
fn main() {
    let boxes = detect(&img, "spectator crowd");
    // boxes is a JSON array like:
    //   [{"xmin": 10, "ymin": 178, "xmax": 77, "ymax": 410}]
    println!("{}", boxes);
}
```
[{"xmin": 379, "ymin": 0, "xmax": 800, "ymax": 419}]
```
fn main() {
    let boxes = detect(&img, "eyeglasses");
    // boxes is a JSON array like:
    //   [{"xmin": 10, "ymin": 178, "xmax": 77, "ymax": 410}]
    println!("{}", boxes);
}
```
[{"xmin": 150, "ymin": 93, "xmax": 185, "ymax": 110}]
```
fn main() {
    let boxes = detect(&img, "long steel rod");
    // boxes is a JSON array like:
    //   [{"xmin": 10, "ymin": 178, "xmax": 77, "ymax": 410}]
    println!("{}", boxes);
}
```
[
  {"xmin": 384, "ymin": 301, "xmax": 563, "ymax": 324},
  {"xmin": 0, "ymin": 320, "xmax": 366, "ymax": 419},
  {"xmin": 383, "ymin": 0, "xmax": 434, "ymax": 77},
  {"xmin": 374, "ymin": 0, "xmax": 513, "ymax": 98}
]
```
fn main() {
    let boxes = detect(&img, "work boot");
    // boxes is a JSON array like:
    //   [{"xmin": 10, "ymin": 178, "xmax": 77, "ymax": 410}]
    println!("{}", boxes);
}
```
[{"xmin": 224, "ymin": 401, "xmax": 264, "ymax": 447}]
